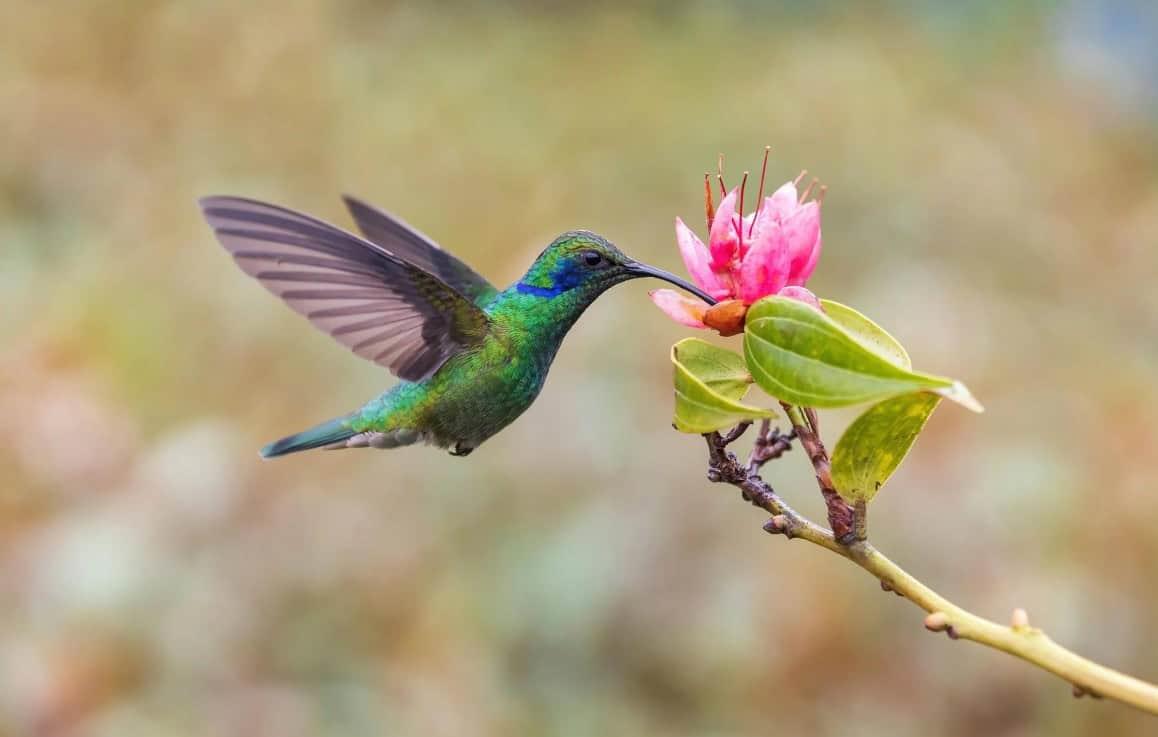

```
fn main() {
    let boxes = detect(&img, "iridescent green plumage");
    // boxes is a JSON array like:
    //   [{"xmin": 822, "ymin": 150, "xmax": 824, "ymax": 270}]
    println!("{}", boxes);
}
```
[{"xmin": 199, "ymin": 195, "xmax": 714, "ymax": 458}]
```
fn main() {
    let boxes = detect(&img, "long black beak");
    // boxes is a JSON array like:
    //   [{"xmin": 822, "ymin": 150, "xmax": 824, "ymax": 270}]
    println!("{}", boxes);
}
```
[{"xmin": 624, "ymin": 261, "xmax": 718, "ymax": 305}]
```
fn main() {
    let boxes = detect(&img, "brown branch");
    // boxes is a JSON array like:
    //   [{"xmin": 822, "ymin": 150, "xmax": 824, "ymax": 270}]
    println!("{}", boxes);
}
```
[
  {"xmin": 780, "ymin": 403, "xmax": 856, "ymax": 543},
  {"xmin": 746, "ymin": 418, "xmax": 795, "ymax": 475},
  {"xmin": 705, "ymin": 430, "xmax": 846, "ymax": 556}
]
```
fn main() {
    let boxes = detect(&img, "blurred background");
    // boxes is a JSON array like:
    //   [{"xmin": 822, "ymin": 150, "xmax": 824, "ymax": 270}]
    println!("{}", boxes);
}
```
[{"xmin": 3, "ymin": 1, "xmax": 1158, "ymax": 735}]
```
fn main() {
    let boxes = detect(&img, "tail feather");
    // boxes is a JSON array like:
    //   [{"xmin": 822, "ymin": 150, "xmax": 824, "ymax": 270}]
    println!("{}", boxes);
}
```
[{"xmin": 261, "ymin": 414, "xmax": 357, "ymax": 458}]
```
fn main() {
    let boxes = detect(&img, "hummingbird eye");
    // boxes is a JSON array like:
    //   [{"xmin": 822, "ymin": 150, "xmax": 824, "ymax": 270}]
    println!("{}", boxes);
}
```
[{"xmin": 581, "ymin": 250, "xmax": 606, "ymax": 268}]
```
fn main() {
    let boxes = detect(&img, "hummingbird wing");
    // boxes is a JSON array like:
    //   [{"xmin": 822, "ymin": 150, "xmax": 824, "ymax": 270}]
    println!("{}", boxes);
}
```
[
  {"xmin": 200, "ymin": 196, "xmax": 491, "ymax": 382},
  {"xmin": 341, "ymin": 195, "xmax": 498, "ymax": 304}
]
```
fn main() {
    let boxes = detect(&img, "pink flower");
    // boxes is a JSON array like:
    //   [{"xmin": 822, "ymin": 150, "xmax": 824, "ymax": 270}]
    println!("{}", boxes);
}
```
[{"xmin": 651, "ymin": 154, "xmax": 824, "ymax": 331}]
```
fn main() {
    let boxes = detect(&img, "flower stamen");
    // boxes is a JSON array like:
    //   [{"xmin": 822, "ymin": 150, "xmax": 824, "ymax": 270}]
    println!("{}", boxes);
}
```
[
  {"xmin": 717, "ymin": 154, "xmax": 727, "ymax": 195},
  {"xmin": 750, "ymin": 146, "xmax": 771, "ymax": 238},
  {"xmin": 793, "ymin": 169, "xmax": 809, "ymax": 187},
  {"xmin": 704, "ymin": 172, "xmax": 715, "ymax": 229},
  {"xmin": 737, "ymin": 170, "xmax": 749, "ymax": 252},
  {"xmin": 800, "ymin": 177, "xmax": 820, "ymax": 203}
]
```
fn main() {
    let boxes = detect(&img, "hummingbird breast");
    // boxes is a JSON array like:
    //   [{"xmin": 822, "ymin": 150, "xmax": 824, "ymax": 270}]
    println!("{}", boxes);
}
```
[
  {"xmin": 353, "ymin": 327, "xmax": 558, "ymax": 452},
  {"xmin": 425, "ymin": 341, "xmax": 554, "ymax": 448}
]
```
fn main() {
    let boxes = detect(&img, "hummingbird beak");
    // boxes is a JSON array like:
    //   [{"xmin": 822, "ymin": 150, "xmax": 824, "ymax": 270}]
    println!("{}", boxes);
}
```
[{"xmin": 624, "ymin": 261, "xmax": 718, "ymax": 305}]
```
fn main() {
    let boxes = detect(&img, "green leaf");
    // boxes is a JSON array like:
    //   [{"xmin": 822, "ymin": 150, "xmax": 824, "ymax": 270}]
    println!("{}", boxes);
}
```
[
  {"xmin": 820, "ymin": 299, "xmax": 911, "ymax": 369},
  {"xmin": 743, "ymin": 296, "xmax": 982, "ymax": 411},
  {"xmin": 671, "ymin": 338, "xmax": 776, "ymax": 434},
  {"xmin": 831, "ymin": 392, "xmax": 942, "ymax": 503}
]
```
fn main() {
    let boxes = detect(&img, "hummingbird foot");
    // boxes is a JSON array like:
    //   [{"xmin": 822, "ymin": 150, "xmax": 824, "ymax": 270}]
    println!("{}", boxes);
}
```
[{"xmin": 449, "ymin": 442, "xmax": 475, "ymax": 457}]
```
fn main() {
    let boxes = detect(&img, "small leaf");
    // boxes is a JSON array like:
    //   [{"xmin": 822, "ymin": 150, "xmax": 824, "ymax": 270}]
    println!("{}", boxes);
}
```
[
  {"xmin": 831, "ymin": 392, "xmax": 941, "ymax": 503},
  {"xmin": 671, "ymin": 338, "xmax": 776, "ymax": 434},
  {"xmin": 820, "ymin": 299, "xmax": 911, "ymax": 369},
  {"xmin": 743, "ymin": 296, "xmax": 983, "ymax": 411}
]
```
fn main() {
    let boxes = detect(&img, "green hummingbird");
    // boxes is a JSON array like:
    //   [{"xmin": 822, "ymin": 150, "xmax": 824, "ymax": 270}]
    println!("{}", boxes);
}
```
[{"xmin": 199, "ymin": 195, "xmax": 715, "ymax": 458}]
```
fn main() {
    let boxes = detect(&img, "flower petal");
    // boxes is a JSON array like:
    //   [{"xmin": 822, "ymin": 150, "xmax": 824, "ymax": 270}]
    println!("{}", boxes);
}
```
[
  {"xmin": 649, "ymin": 289, "xmax": 707, "ymax": 328},
  {"xmin": 675, "ymin": 217, "xmax": 731, "ymax": 299},
  {"xmin": 777, "ymin": 285, "xmax": 822, "ymax": 311},
  {"xmin": 763, "ymin": 181, "xmax": 799, "ymax": 222},
  {"xmin": 737, "ymin": 212, "xmax": 758, "ymax": 258},
  {"xmin": 708, "ymin": 189, "xmax": 741, "ymax": 268},
  {"xmin": 737, "ymin": 225, "xmax": 790, "ymax": 303},
  {"xmin": 744, "ymin": 199, "xmax": 778, "ymax": 246},
  {"xmin": 782, "ymin": 201, "xmax": 821, "ymax": 286},
  {"xmin": 790, "ymin": 231, "xmax": 821, "ymax": 287}
]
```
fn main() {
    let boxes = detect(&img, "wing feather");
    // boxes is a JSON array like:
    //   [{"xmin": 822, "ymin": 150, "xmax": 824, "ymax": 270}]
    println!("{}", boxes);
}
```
[
  {"xmin": 342, "ymin": 195, "xmax": 498, "ymax": 304},
  {"xmin": 200, "ymin": 196, "xmax": 490, "ymax": 382}
]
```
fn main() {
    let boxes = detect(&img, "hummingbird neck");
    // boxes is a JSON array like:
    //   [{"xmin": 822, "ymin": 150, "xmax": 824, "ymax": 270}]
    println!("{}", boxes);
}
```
[{"xmin": 487, "ymin": 282, "xmax": 608, "ymax": 352}]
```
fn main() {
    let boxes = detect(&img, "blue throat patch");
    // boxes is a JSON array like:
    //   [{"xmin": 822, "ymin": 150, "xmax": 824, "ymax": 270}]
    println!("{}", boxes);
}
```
[
  {"xmin": 516, "ymin": 259, "xmax": 586, "ymax": 299},
  {"xmin": 516, "ymin": 282, "xmax": 563, "ymax": 298}
]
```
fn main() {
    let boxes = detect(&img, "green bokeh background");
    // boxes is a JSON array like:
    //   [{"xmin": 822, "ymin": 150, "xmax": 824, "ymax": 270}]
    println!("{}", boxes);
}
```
[{"xmin": 3, "ymin": 2, "xmax": 1158, "ymax": 735}]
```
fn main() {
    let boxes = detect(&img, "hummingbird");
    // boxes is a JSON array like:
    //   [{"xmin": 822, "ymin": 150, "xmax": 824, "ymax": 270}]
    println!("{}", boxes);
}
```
[{"xmin": 199, "ymin": 195, "xmax": 715, "ymax": 458}]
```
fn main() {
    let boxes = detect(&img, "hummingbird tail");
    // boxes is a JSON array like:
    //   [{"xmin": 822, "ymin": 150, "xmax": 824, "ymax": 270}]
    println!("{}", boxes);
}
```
[{"xmin": 260, "ymin": 414, "xmax": 358, "ymax": 459}]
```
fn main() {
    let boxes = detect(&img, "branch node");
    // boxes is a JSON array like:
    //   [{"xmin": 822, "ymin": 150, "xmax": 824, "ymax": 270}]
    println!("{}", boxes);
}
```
[
  {"xmin": 764, "ymin": 515, "xmax": 790, "ymax": 535},
  {"xmin": 1073, "ymin": 684, "xmax": 1103, "ymax": 700},
  {"xmin": 836, "ymin": 530, "xmax": 859, "ymax": 546},
  {"xmin": 1011, "ymin": 608, "xmax": 1030, "ymax": 630},
  {"xmin": 924, "ymin": 612, "xmax": 951, "ymax": 633}
]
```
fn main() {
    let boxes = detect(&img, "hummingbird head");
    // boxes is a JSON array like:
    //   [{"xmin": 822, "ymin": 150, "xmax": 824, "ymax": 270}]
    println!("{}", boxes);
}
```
[{"xmin": 515, "ymin": 231, "xmax": 717, "ymax": 305}]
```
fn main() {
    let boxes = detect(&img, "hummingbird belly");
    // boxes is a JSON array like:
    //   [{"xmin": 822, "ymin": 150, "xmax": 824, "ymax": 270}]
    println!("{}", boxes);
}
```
[
  {"xmin": 350, "ymin": 343, "xmax": 552, "ymax": 454},
  {"xmin": 422, "ymin": 348, "xmax": 551, "ymax": 450}
]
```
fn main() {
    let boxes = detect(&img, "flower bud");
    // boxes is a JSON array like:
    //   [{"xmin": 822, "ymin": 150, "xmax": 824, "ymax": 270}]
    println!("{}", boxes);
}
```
[{"xmin": 702, "ymin": 299, "xmax": 748, "ymax": 336}]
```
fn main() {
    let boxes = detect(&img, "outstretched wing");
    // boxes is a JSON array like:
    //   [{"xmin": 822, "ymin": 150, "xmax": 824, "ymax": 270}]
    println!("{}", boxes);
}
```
[
  {"xmin": 342, "ymin": 195, "xmax": 498, "ymax": 304},
  {"xmin": 200, "ymin": 196, "xmax": 491, "ymax": 382}
]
